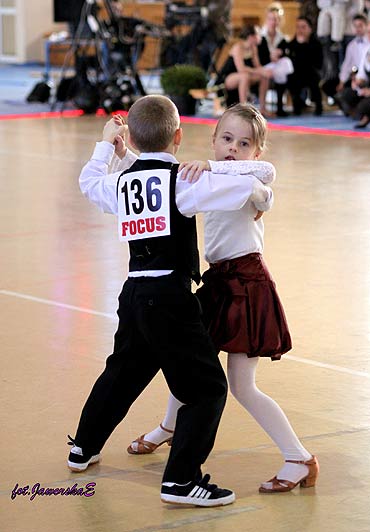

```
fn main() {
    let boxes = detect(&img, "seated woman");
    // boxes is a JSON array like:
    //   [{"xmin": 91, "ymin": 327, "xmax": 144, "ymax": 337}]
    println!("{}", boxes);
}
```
[
  {"xmin": 258, "ymin": 2, "xmax": 291, "ymax": 116},
  {"xmin": 283, "ymin": 16, "xmax": 324, "ymax": 116},
  {"xmin": 215, "ymin": 25, "xmax": 274, "ymax": 117}
]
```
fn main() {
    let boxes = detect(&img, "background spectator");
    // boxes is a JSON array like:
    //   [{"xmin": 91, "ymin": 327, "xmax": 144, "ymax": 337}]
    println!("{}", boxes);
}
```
[
  {"xmin": 364, "ymin": 0, "xmax": 370, "ymax": 20},
  {"xmin": 343, "ymin": 1, "xmax": 365, "ymax": 52},
  {"xmin": 215, "ymin": 25, "xmax": 273, "ymax": 116},
  {"xmin": 283, "ymin": 16, "xmax": 324, "ymax": 115},
  {"xmin": 317, "ymin": 0, "xmax": 348, "ymax": 87},
  {"xmin": 298, "ymin": 0, "xmax": 320, "ymax": 32},
  {"xmin": 335, "ymin": 14, "xmax": 368, "ymax": 95},
  {"xmin": 336, "ymin": 19, "xmax": 370, "ymax": 115},
  {"xmin": 258, "ymin": 2, "xmax": 290, "ymax": 116},
  {"xmin": 354, "ymin": 37, "xmax": 370, "ymax": 126},
  {"xmin": 317, "ymin": 0, "xmax": 349, "ymax": 49}
]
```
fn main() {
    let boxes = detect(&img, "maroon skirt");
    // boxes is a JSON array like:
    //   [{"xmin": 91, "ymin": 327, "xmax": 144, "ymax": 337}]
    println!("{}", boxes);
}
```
[{"xmin": 196, "ymin": 253, "xmax": 292, "ymax": 360}]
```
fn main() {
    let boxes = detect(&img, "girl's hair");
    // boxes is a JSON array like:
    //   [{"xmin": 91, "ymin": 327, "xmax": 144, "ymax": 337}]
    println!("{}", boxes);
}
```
[
  {"xmin": 266, "ymin": 2, "xmax": 285, "ymax": 26},
  {"xmin": 267, "ymin": 1, "xmax": 284, "ymax": 17},
  {"xmin": 297, "ymin": 16, "xmax": 313, "ymax": 29},
  {"xmin": 214, "ymin": 103, "xmax": 267, "ymax": 152},
  {"xmin": 239, "ymin": 24, "xmax": 258, "ymax": 40},
  {"xmin": 127, "ymin": 95, "xmax": 180, "ymax": 152}
]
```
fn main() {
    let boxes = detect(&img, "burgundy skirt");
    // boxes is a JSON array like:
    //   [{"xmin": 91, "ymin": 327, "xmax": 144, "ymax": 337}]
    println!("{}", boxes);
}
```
[{"xmin": 196, "ymin": 253, "xmax": 292, "ymax": 360}]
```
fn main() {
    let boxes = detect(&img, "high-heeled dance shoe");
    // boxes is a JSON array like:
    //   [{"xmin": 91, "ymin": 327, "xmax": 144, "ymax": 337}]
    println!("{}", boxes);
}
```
[
  {"xmin": 127, "ymin": 424, "xmax": 173, "ymax": 455},
  {"xmin": 259, "ymin": 455, "xmax": 319, "ymax": 493}
]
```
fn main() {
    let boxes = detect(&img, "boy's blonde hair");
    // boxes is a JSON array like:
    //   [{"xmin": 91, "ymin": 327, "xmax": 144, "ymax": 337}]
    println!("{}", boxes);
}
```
[
  {"xmin": 128, "ymin": 95, "xmax": 180, "ymax": 152},
  {"xmin": 214, "ymin": 103, "xmax": 267, "ymax": 153}
]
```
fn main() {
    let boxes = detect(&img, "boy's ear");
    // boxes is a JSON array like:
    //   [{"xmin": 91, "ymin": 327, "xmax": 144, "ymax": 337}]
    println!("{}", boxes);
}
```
[
  {"xmin": 211, "ymin": 135, "xmax": 216, "ymax": 149},
  {"xmin": 174, "ymin": 127, "xmax": 183, "ymax": 147},
  {"xmin": 128, "ymin": 133, "xmax": 137, "ymax": 150}
]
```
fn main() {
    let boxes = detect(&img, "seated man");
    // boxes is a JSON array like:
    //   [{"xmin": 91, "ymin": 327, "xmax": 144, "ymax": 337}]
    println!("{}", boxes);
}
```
[{"xmin": 336, "ymin": 15, "xmax": 370, "ymax": 115}]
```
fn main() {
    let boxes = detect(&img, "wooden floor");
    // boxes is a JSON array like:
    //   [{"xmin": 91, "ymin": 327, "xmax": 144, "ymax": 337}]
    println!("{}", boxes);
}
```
[{"xmin": 1, "ymin": 115, "xmax": 370, "ymax": 532}]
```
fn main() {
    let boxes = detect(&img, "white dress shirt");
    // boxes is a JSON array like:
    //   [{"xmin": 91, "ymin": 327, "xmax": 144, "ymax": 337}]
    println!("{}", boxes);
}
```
[
  {"xmin": 357, "ymin": 44, "xmax": 370, "ymax": 81},
  {"xmin": 339, "ymin": 35, "xmax": 370, "ymax": 83}
]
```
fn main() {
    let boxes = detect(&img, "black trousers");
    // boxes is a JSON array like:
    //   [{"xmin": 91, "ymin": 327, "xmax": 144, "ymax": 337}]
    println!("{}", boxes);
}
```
[
  {"xmin": 288, "ymin": 74, "xmax": 322, "ymax": 114},
  {"xmin": 74, "ymin": 273, "xmax": 227, "ymax": 483}
]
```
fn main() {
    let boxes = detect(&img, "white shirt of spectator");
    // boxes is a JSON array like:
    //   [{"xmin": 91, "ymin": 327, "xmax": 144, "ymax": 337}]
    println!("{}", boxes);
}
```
[
  {"xmin": 357, "ymin": 44, "xmax": 370, "ymax": 80},
  {"xmin": 339, "ymin": 34, "xmax": 370, "ymax": 82}
]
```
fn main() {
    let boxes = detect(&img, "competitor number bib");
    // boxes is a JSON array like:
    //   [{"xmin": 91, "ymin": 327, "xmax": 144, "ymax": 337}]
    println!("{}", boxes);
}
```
[{"xmin": 118, "ymin": 169, "xmax": 171, "ymax": 242}]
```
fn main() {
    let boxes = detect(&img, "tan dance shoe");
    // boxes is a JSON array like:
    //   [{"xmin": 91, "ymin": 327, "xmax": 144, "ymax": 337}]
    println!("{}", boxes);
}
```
[
  {"xmin": 259, "ymin": 456, "xmax": 319, "ymax": 493},
  {"xmin": 127, "ymin": 424, "xmax": 173, "ymax": 455}
]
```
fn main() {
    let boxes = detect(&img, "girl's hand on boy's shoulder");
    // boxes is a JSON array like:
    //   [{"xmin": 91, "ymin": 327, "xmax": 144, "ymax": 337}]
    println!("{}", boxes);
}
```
[{"xmin": 179, "ymin": 160, "xmax": 211, "ymax": 183}]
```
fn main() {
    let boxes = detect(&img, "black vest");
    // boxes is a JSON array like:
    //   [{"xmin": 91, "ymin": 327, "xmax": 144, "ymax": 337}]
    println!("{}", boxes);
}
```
[{"xmin": 117, "ymin": 159, "xmax": 200, "ymax": 283}]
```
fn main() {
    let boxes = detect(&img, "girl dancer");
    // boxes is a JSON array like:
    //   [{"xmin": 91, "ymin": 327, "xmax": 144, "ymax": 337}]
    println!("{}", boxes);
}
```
[{"xmin": 125, "ymin": 104, "xmax": 319, "ymax": 493}]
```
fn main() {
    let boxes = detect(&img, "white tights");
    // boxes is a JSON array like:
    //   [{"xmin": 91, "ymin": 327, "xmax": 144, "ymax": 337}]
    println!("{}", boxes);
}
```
[{"xmin": 144, "ymin": 354, "xmax": 312, "ymax": 483}]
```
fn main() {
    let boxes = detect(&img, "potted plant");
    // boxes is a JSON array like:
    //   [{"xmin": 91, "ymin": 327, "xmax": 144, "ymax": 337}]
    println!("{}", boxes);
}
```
[{"xmin": 160, "ymin": 64, "xmax": 207, "ymax": 116}]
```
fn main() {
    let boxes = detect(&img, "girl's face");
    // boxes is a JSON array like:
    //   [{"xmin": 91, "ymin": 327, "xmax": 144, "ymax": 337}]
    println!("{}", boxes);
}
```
[
  {"xmin": 212, "ymin": 114, "xmax": 261, "ymax": 162},
  {"xmin": 266, "ymin": 12, "xmax": 280, "ymax": 32},
  {"xmin": 296, "ymin": 19, "xmax": 312, "ymax": 41},
  {"xmin": 245, "ymin": 33, "xmax": 260, "ymax": 47}
]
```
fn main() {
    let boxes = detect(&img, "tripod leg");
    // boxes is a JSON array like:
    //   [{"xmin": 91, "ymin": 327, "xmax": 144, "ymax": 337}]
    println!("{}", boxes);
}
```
[{"xmin": 134, "ymin": 72, "xmax": 146, "ymax": 96}]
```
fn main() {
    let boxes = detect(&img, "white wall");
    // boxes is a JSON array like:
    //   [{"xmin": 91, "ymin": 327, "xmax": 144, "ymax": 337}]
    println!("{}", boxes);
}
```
[{"xmin": 17, "ymin": 0, "xmax": 67, "ymax": 63}]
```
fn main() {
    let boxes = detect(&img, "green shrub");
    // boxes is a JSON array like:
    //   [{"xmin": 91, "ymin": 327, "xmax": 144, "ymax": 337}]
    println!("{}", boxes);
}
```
[{"xmin": 160, "ymin": 64, "xmax": 207, "ymax": 97}]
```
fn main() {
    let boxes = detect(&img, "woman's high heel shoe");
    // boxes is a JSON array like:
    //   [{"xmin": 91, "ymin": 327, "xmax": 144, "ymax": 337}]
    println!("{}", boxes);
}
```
[
  {"xmin": 127, "ymin": 424, "xmax": 174, "ymax": 455},
  {"xmin": 259, "ymin": 455, "xmax": 319, "ymax": 493}
]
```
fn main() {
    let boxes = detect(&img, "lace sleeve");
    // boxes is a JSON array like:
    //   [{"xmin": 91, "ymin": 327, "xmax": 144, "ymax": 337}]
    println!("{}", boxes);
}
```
[{"xmin": 208, "ymin": 160, "xmax": 276, "ymax": 184}]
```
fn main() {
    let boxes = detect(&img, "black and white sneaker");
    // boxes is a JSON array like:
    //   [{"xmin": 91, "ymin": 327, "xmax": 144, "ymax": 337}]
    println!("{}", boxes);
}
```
[
  {"xmin": 161, "ymin": 474, "xmax": 235, "ymax": 507},
  {"xmin": 67, "ymin": 435, "xmax": 100, "ymax": 472}
]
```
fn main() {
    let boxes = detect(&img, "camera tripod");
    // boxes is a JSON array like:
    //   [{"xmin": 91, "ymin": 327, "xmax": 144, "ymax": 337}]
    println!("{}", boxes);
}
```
[{"xmin": 51, "ymin": 0, "xmax": 146, "ymax": 113}]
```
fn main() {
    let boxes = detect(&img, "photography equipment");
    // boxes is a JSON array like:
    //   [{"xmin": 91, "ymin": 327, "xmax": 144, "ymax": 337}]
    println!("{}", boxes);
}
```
[
  {"xmin": 165, "ymin": 2, "xmax": 203, "ymax": 28},
  {"xmin": 101, "ymin": 73, "xmax": 136, "ymax": 113},
  {"xmin": 53, "ymin": 0, "xmax": 94, "ymax": 38},
  {"xmin": 51, "ymin": 0, "xmax": 149, "ymax": 114},
  {"xmin": 162, "ymin": 1, "xmax": 228, "ymax": 74},
  {"xmin": 54, "ymin": 0, "xmax": 85, "ymax": 24},
  {"xmin": 26, "ymin": 76, "xmax": 52, "ymax": 103}
]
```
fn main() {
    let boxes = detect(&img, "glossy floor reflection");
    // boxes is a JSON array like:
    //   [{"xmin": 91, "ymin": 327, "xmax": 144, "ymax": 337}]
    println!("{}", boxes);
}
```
[{"xmin": 1, "ymin": 116, "xmax": 370, "ymax": 532}]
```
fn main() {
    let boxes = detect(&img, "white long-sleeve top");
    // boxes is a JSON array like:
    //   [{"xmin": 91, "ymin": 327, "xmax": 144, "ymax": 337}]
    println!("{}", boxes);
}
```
[
  {"xmin": 79, "ymin": 142, "xmax": 274, "ymax": 271},
  {"xmin": 339, "ymin": 36, "xmax": 370, "ymax": 83},
  {"xmin": 204, "ymin": 160, "xmax": 275, "ymax": 263},
  {"xmin": 357, "ymin": 44, "xmax": 370, "ymax": 81}
]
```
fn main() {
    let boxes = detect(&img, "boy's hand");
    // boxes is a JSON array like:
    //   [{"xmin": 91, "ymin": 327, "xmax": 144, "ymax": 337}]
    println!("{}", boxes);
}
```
[
  {"xmin": 179, "ymin": 160, "xmax": 211, "ymax": 183},
  {"xmin": 114, "ymin": 134, "xmax": 127, "ymax": 159},
  {"xmin": 102, "ymin": 115, "xmax": 127, "ymax": 145}
]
